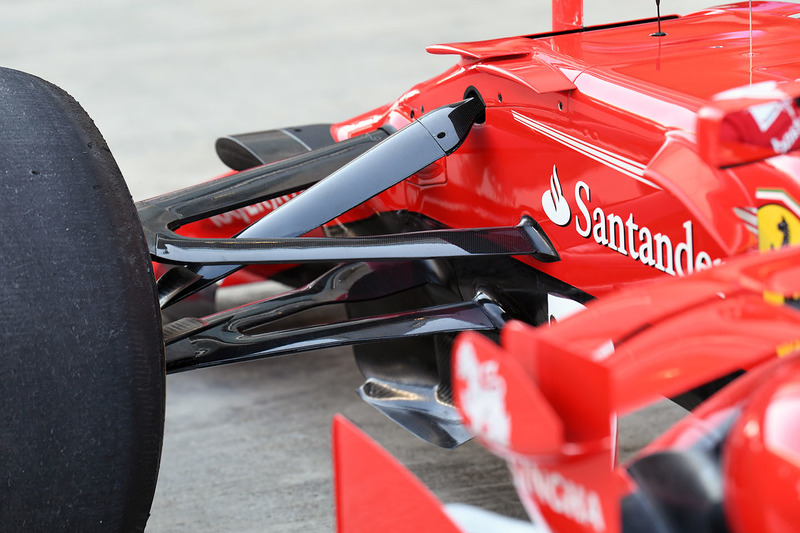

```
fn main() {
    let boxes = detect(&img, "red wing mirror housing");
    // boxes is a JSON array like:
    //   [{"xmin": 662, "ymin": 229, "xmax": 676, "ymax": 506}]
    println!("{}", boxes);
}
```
[{"xmin": 698, "ymin": 81, "xmax": 800, "ymax": 168}]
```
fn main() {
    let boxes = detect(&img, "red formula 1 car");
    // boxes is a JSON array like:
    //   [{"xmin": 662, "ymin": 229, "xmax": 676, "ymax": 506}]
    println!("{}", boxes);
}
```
[
  {"xmin": 334, "ymin": 243, "xmax": 800, "ymax": 533},
  {"xmin": 3, "ymin": 0, "xmax": 800, "ymax": 529}
]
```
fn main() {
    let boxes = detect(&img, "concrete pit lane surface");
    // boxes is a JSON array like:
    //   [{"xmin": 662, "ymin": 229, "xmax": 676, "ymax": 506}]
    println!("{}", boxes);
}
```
[{"xmin": 1, "ymin": 1, "xmax": 710, "ymax": 530}]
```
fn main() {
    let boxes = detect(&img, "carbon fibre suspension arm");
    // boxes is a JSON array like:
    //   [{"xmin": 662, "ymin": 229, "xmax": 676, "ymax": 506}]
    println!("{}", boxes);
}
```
[
  {"xmin": 140, "ymin": 98, "xmax": 494, "ymax": 308},
  {"xmin": 164, "ymin": 261, "xmax": 507, "ymax": 373}
]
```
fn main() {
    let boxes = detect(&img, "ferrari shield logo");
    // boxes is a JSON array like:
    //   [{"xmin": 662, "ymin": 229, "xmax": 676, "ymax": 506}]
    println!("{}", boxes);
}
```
[{"xmin": 756, "ymin": 189, "xmax": 800, "ymax": 251}]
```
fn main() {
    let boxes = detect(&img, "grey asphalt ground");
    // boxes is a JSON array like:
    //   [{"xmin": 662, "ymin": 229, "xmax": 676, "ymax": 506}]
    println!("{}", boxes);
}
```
[{"xmin": 1, "ymin": 1, "xmax": 717, "ymax": 531}]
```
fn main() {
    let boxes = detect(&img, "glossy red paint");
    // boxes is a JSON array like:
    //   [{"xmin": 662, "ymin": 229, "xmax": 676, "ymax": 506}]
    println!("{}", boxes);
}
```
[
  {"xmin": 471, "ymin": 246, "xmax": 800, "ymax": 417},
  {"xmin": 331, "ymin": 238, "xmax": 800, "ymax": 532},
  {"xmin": 699, "ymin": 81, "xmax": 800, "ymax": 167},
  {"xmin": 332, "ymin": 2, "xmax": 800, "ymax": 299},
  {"xmin": 319, "ymin": 4, "xmax": 800, "ymax": 531},
  {"xmin": 552, "ymin": 0, "xmax": 583, "ymax": 31},
  {"xmin": 332, "ymin": 415, "xmax": 461, "ymax": 533},
  {"xmin": 723, "ymin": 357, "xmax": 800, "ymax": 533},
  {"xmin": 452, "ymin": 330, "xmax": 621, "ymax": 533},
  {"xmin": 446, "ymin": 244, "xmax": 800, "ymax": 532},
  {"xmin": 176, "ymin": 4, "xmax": 800, "ymax": 304},
  {"xmin": 634, "ymin": 353, "xmax": 800, "ymax": 532}
]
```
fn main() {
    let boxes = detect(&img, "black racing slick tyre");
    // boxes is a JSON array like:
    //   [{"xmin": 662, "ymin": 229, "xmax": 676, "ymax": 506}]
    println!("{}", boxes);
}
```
[{"xmin": 0, "ymin": 68, "xmax": 164, "ymax": 531}]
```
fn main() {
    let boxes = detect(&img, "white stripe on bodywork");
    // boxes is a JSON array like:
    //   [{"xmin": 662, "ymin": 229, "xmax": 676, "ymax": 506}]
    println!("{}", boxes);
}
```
[
  {"xmin": 733, "ymin": 207, "xmax": 759, "ymax": 235},
  {"xmin": 756, "ymin": 189, "xmax": 800, "ymax": 219},
  {"xmin": 512, "ymin": 111, "xmax": 660, "ymax": 190}
]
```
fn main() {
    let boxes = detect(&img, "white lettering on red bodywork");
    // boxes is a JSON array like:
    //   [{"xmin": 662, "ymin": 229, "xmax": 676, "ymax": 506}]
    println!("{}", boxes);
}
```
[
  {"xmin": 454, "ymin": 342, "xmax": 511, "ymax": 447},
  {"xmin": 513, "ymin": 461, "xmax": 606, "ymax": 533}
]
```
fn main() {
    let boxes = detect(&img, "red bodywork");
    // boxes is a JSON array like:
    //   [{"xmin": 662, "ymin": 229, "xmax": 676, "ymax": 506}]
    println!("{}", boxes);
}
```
[
  {"xmin": 181, "ymin": 2, "xmax": 800, "ymax": 306},
  {"xmin": 334, "ymin": 244, "xmax": 800, "ymax": 532},
  {"xmin": 329, "ymin": 1, "xmax": 800, "ymax": 298},
  {"xmin": 322, "ymin": 3, "xmax": 800, "ymax": 531},
  {"xmin": 450, "ymin": 245, "xmax": 800, "ymax": 533}
]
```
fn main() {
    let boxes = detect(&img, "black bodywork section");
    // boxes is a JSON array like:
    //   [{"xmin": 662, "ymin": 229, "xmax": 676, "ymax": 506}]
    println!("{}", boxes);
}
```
[
  {"xmin": 216, "ymin": 123, "xmax": 336, "ymax": 171},
  {"xmin": 622, "ymin": 413, "xmax": 737, "ymax": 533}
]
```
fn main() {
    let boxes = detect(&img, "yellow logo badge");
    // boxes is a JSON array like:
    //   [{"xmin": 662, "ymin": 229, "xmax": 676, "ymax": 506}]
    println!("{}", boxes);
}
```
[{"xmin": 757, "ymin": 203, "xmax": 800, "ymax": 251}]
